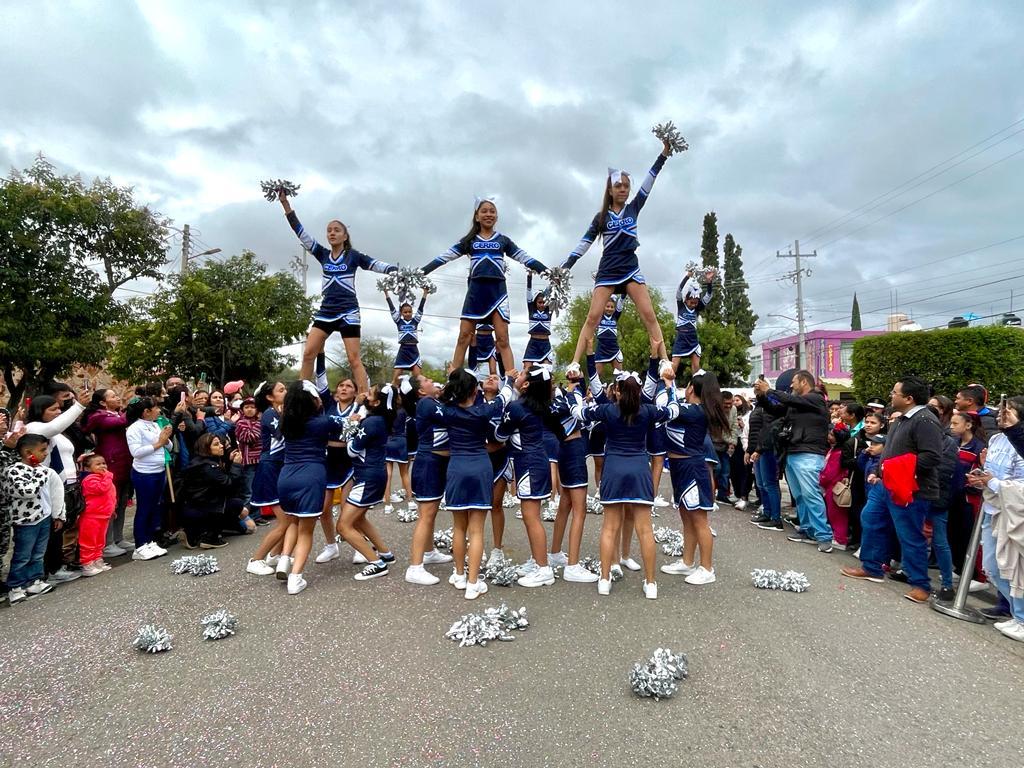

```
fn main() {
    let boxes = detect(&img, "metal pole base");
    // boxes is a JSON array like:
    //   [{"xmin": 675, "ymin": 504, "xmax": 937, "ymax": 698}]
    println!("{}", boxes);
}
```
[{"xmin": 932, "ymin": 601, "xmax": 986, "ymax": 624}]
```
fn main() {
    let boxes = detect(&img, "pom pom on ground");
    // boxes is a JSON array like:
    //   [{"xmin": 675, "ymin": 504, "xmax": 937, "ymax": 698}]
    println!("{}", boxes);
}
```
[
  {"xmin": 445, "ymin": 604, "xmax": 529, "ymax": 647},
  {"xmin": 377, "ymin": 266, "xmax": 437, "ymax": 304},
  {"xmin": 542, "ymin": 505, "xmax": 557, "ymax": 522},
  {"xmin": 482, "ymin": 555, "xmax": 519, "ymax": 587},
  {"xmin": 630, "ymin": 647, "xmax": 689, "ymax": 700},
  {"xmin": 542, "ymin": 267, "xmax": 573, "ymax": 315},
  {"xmin": 260, "ymin": 179, "xmax": 301, "ymax": 201},
  {"xmin": 586, "ymin": 495, "xmax": 603, "ymax": 515},
  {"xmin": 171, "ymin": 554, "xmax": 220, "ymax": 577},
  {"xmin": 579, "ymin": 555, "xmax": 623, "ymax": 582},
  {"xmin": 654, "ymin": 526, "xmax": 684, "ymax": 557},
  {"xmin": 751, "ymin": 568, "xmax": 810, "ymax": 593},
  {"xmin": 651, "ymin": 121, "xmax": 689, "ymax": 156},
  {"xmin": 200, "ymin": 610, "xmax": 238, "ymax": 640},
  {"xmin": 133, "ymin": 624, "xmax": 173, "ymax": 654},
  {"xmin": 397, "ymin": 506, "xmax": 419, "ymax": 523},
  {"xmin": 433, "ymin": 527, "xmax": 454, "ymax": 552}
]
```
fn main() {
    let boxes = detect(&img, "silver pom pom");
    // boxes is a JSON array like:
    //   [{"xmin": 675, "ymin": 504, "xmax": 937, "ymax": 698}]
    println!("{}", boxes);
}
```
[
  {"xmin": 630, "ymin": 646, "xmax": 689, "ymax": 700},
  {"xmin": 779, "ymin": 570, "xmax": 810, "ymax": 593},
  {"xmin": 651, "ymin": 121, "xmax": 689, "ymax": 156},
  {"xmin": 133, "ymin": 624, "xmax": 173, "ymax": 654},
  {"xmin": 171, "ymin": 554, "xmax": 220, "ymax": 577},
  {"xmin": 579, "ymin": 555, "xmax": 623, "ymax": 582},
  {"xmin": 542, "ymin": 504, "xmax": 557, "ymax": 522},
  {"xmin": 541, "ymin": 266, "xmax": 573, "ymax": 315},
  {"xmin": 445, "ymin": 603, "xmax": 529, "ymax": 647},
  {"xmin": 433, "ymin": 527, "xmax": 454, "ymax": 552},
  {"xmin": 200, "ymin": 610, "xmax": 238, "ymax": 641},
  {"xmin": 502, "ymin": 492, "xmax": 520, "ymax": 508},
  {"xmin": 337, "ymin": 417, "xmax": 361, "ymax": 443},
  {"xmin": 482, "ymin": 554, "xmax": 519, "ymax": 587},
  {"xmin": 377, "ymin": 266, "xmax": 437, "ymax": 304},
  {"xmin": 260, "ymin": 178, "xmax": 301, "ymax": 202},
  {"xmin": 654, "ymin": 526, "xmax": 684, "ymax": 557},
  {"xmin": 751, "ymin": 568, "xmax": 810, "ymax": 592},
  {"xmin": 586, "ymin": 495, "xmax": 603, "ymax": 515},
  {"xmin": 397, "ymin": 506, "xmax": 419, "ymax": 523}
]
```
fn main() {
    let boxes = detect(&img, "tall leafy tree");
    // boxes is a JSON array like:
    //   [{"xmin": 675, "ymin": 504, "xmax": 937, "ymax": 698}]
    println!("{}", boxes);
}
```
[
  {"xmin": 108, "ymin": 251, "xmax": 312, "ymax": 385},
  {"xmin": 722, "ymin": 234, "xmax": 758, "ymax": 342},
  {"xmin": 851, "ymin": 293, "xmax": 862, "ymax": 331},
  {"xmin": 700, "ymin": 211, "xmax": 724, "ymax": 323}
]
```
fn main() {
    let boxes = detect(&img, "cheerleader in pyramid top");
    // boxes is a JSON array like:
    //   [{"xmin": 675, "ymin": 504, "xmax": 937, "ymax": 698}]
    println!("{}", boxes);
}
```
[
  {"xmin": 277, "ymin": 190, "xmax": 398, "ymax": 391},
  {"xmin": 421, "ymin": 198, "xmax": 548, "ymax": 373},
  {"xmin": 384, "ymin": 286, "xmax": 429, "ymax": 383},
  {"xmin": 562, "ymin": 135, "xmax": 674, "ymax": 374},
  {"xmin": 658, "ymin": 363, "xmax": 730, "ymax": 585},
  {"xmin": 468, "ymin": 323, "xmax": 498, "ymax": 376},
  {"xmin": 245, "ymin": 379, "xmax": 288, "ymax": 576},
  {"xmin": 523, "ymin": 272, "xmax": 554, "ymax": 370},
  {"xmin": 313, "ymin": 355, "xmax": 358, "ymax": 566},
  {"xmin": 336, "ymin": 383, "xmax": 399, "ymax": 582},
  {"xmin": 425, "ymin": 367, "xmax": 515, "ymax": 600},
  {"xmin": 673, "ymin": 267, "xmax": 715, "ymax": 374},
  {"xmin": 403, "ymin": 373, "xmax": 455, "ymax": 586},
  {"xmin": 595, "ymin": 294, "xmax": 626, "ymax": 378}
]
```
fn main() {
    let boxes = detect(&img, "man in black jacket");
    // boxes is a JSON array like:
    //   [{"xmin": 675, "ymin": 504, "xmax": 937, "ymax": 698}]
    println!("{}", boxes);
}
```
[
  {"xmin": 842, "ymin": 375, "xmax": 943, "ymax": 603},
  {"xmin": 746, "ymin": 404, "xmax": 783, "ymax": 530},
  {"xmin": 754, "ymin": 370, "xmax": 833, "ymax": 552}
]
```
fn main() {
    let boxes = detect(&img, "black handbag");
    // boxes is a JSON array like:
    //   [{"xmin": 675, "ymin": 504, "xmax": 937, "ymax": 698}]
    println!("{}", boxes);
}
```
[{"xmin": 63, "ymin": 482, "xmax": 86, "ymax": 526}]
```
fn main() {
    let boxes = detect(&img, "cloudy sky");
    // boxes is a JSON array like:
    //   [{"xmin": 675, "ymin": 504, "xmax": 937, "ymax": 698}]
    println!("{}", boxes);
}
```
[{"xmin": 3, "ymin": 0, "xmax": 1023, "ymax": 368}]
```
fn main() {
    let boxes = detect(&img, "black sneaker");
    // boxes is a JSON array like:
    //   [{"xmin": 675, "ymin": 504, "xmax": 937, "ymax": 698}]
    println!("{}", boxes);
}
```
[
  {"xmin": 254, "ymin": 517, "xmax": 271, "ymax": 527},
  {"xmin": 787, "ymin": 531, "xmax": 816, "ymax": 544},
  {"xmin": 980, "ymin": 606, "xmax": 1012, "ymax": 621},
  {"xmin": 756, "ymin": 519, "xmax": 784, "ymax": 531},
  {"xmin": 354, "ymin": 561, "xmax": 389, "ymax": 581},
  {"xmin": 748, "ymin": 514, "xmax": 772, "ymax": 526},
  {"xmin": 200, "ymin": 536, "xmax": 228, "ymax": 549},
  {"xmin": 934, "ymin": 587, "xmax": 956, "ymax": 602},
  {"xmin": 380, "ymin": 552, "xmax": 396, "ymax": 563},
  {"xmin": 889, "ymin": 569, "xmax": 909, "ymax": 584},
  {"xmin": 783, "ymin": 515, "xmax": 800, "ymax": 528}
]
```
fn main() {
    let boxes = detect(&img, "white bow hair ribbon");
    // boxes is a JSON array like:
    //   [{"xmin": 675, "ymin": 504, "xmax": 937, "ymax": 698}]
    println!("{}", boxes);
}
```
[
  {"xmin": 474, "ymin": 195, "xmax": 496, "ymax": 211},
  {"xmin": 693, "ymin": 368, "xmax": 708, "ymax": 378},
  {"xmin": 300, "ymin": 380, "xmax": 320, "ymax": 399},
  {"xmin": 398, "ymin": 375, "xmax": 414, "ymax": 395},
  {"xmin": 380, "ymin": 383, "xmax": 395, "ymax": 410},
  {"xmin": 529, "ymin": 365, "xmax": 552, "ymax": 382},
  {"xmin": 615, "ymin": 370, "xmax": 641, "ymax": 384},
  {"xmin": 254, "ymin": 380, "xmax": 268, "ymax": 396},
  {"xmin": 607, "ymin": 168, "xmax": 629, "ymax": 185}
]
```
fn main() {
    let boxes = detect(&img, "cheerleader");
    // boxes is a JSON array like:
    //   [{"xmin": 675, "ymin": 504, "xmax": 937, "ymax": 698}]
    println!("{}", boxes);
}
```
[
  {"xmin": 336, "ymin": 384, "xmax": 398, "ymax": 581},
  {"xmin": 421, "ymin": 198, "xmax": 548, "ymax": 373},
  {"xmin": 561, "ymin": 136, "xmax": 674, "ymax": 374},
  {"xmin": 404, "ymin": 374, "xmax": 455, "ymax": 586},
  {"xmin": 314, "ymin": 359, "xmax": 357, "ymax": 565},
  {"xmin": 468, "ymin": 323, "xmax": 498, "ymax": 376},
  {"xmin": 644, "ymin": 366, "xmax": 671, "ymax": 509},
  {"xmin": 425, "ymin": 368, "xmax": 515, "ymax": 599},
  {"xmin": 384, "ymin": 287, "xmax": 428, "ymax": 382},
  {"xmin": 659, "ymin": 365, "xmax": 730, "ymax": 585},
  {"xmin": 245, "ymin": 380, "xmax": 288, "ymax": 576},
  {"xmin": 384, "ymin": 407, "xmax": 413, "ymax": 514},
  {"xmin": 595, "ymin": 295, "xmax": 626, "ymax": 378},
  {"xmin": 480, "ymin": 374, "xmax": 510, "ymax": 567},
  {"xmin": 522, "ymin": 273, "xmax": 553, "ymax": 369},
  {"xmin": 277, "ymin": 190, "xmax": 397, "ymax": 390},
  {"xmin": 672, "ymin": 268, "xmax": 715, "ymax": 374}
]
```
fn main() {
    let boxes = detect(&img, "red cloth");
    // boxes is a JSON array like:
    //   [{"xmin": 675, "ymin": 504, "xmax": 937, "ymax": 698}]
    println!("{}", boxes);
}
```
[
  {"xmin": 233, "ymin": 416, "xmax": 262, "ymax": 465},
  {"xmin": 80, "ymin": 470, "xmax": 116, "ymax": 563},
  {"xmin": 84, "ymin": 410, "xmax": 132, "ymax": 482},
  {"xmin": 881, "ymin": 452, "xmax": 919, "ymax": 507}
]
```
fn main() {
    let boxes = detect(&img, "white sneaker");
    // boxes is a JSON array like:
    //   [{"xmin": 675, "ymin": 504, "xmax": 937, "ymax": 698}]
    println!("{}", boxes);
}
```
[
  {"xmin": 82, "ymin": 562, "xmax": 105, "ymax": 578},
  {"xmin": 653, "ymin": 494, "xmax": 669, "ymax": 508},
  {"xmin": 734, "ymin": 499, "xmax": 747, "ymax": 511},
  {"xmin": 994, "ymin": 618, "xmax": 1017, "ymax": 631},
  {"xmin": 597, "ymin": 578, "xmax": 611, "ymax": 595},
  {"xmin": 7, "ymin": 587, "xmax": 27, "ymax": 604},
  {"xmin": 315, "ymin": 542, "xmax": 339, "ymax": 564},
  {"xmin": 352, "ymin": 549, "xmax": 369, "ymax": 565},
  {"xmin": 564, "ymin": 563, "xmax": 599, "ymax": 583},
  {"xmin": 968, "ymin": 579, "xmax": 989, "ymax": 593},
  {"xmin": 610, "ymin": 563, "xmax": 624, "ymax": 580},
  {"xmin": 423, "ymin": 548, "xmax": 453, "ymax": 565},
  {"xmin": 517, "ymin": 565, "xmax": 555, "ymax": 588},
  {"xmin": 389, "ymin": 493, "xmax": 403, "ymax": 503},
  {"xmin": 486, "ymin": 548, "xmax": 505, "ymax": 568},
  {"xmin": 275, "ymin": 554, "xmax": 293, "ymax": 580},
  {"xmin": 26, "ymin": 579, "xmax": 54, "ymax": 596},
  {"xmin": 103, "ymin": 544, "xmax": 127, "ymax": 558},
  {"xmin": 712, "ymin": 503, "xmax": 720, "ymax": 513},
  {"xmin": 132, "ymin": 543, "xmax": 157, "ymax": 561},
  {"xmin": 661, "ymin": 559, "xmax": 696, "ymax": 576},
  {"xmin": 405, "ymin": 565, "xmax": 440, "ymax": 585},
  {"xmin": 287, "ymin": 573, "xmax": 307, "ymax": 595},
  {"xmin": 710, "ymin": 527, "xmax": 718, "ymax": 538},
  {"xmin": 246, "ymin": 558, "xmax": 275, "ymax": 576},
  {"xmin": 407, "ymin": 500, "xmax": 418, "ymax": 511},
  {"xmin": 150, "ymin": 543, "xmax": 168, "ymax": 557},
  {"xmin": 265, "ymin": 554, "xmax": 281, "ymax": 568},
  {"xmin": 516, "ymin": 559, "xmax": 539, "ymax": 576},
  {"xmin": 997, "ymin": 621, "xmax": 1024, "ymax": 642},
  {"xmin": 643, "ymin": 581, "xmax": 658, "ymax": 599},
  {"xmin": 448, "ymin": 571, "xmax": 467, "ymax": 589},
  {"xmin": 684, "ymin": 566, "xmax": 716, "ymax": 585},
  {"xmin": 384, "ymin": 504, "xmax": 394, "ymax": 514},
  {"xmin": 548, "ymin": 551, "xmax": 568, "ymax": 568},
  {"xmin": 465, "ymin": 580, "xmax": 488, "ymax": 600},
  {"xmin": 620, "ymin": 557, "xmax": 641, "ymax": 571},
  {"xmin": 98, "ymin": 560, "xmax": 112, "ymax": 571}
]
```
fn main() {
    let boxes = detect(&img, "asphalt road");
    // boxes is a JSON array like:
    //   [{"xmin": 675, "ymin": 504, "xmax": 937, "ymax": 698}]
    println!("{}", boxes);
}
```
[{"xmin": 2, "ymin": 491, "xmax": 1023, "ymax": 768}]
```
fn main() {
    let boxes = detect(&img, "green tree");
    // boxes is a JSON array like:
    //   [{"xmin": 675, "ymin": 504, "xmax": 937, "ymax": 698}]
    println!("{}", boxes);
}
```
[
  {"xmin": 325, "ymin": 336, "xmax": 393, "ymax": 387},
  {"xmin": 851, "ymin": 293, "xmax": 862, "ymax": 331},
  {"xmin": 0, "ymin": 156, "xmax": 167, "ymax": 407},
  {"xmin": 108, "ymin": 251, "xmax": 312, "ymax": 385},
  {"xmin": 694, "ymin": 322, "xmax": 753, "ymax": 387},
  {"xmin": 722, "ymin": 233, "xmax": 758, "ymax": 342},
  {"xmin": 700, "ymin": 211, "xmax": 724, "ymax": 323}
]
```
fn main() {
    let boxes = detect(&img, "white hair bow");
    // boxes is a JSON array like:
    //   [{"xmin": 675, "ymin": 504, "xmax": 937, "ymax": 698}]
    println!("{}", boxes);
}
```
[
  {"xmin": 607, "ymin": 168, "xmax": 629, "ymax": 185},
  {"xmin": 529, "ymin": 365, "xmax": 552, "ymax": 382},
  {"xmin": 380, "ymin": 383, "xmax": 395, "ymax": 410},
  {"xmin": 474, "ymin": 196, "xmax": 496, "ymax": 211},
  {"xmin": 398, "ymin": 375, "xmax": 414, "ymax": 395},
  {"xmin": 615, "ymin": 370, "xmax": 641, "ymax": 384},
  {"xmin": 254, "ymin": 380, "xmax": 268, "ymax": 396},
  {"xmin": 300, "ymin": 380, "xmax": 320, "ymax": 399}
]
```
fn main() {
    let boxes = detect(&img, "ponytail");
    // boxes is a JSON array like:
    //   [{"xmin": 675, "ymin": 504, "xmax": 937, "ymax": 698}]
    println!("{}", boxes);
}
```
[{"xmin": 690, "ymin": 371, "xmax": 730, "ymax": 442}]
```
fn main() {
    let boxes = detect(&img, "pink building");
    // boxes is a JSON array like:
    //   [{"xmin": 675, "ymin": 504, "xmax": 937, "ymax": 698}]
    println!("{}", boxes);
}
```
[{"xmin": 761, "ymin": 330, "xmax": 884, "ymax": 390}]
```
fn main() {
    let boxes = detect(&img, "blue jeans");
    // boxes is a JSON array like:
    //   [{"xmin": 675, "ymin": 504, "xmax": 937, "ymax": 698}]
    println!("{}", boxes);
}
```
[
  {"xmin": 131, "ymin": 469, "xmax": 167, "ymax": 547},
  {"xmin": 859, "ymin": 485, "xmax": 931, "ymax": 590},
  {"xmin": 715, "ymin": 448, "xmax": 732, "ymax": 500},
  {"xmin": 927, "ymin": 504, "xmax": 954, "ymax": 589},
  {"xmin": 784, "ymin": 452, "xmax": 832, "ymax": 542},
  {"xmin": 981, "ymin": 513, "xmax": 1024, "ymax": 621},
  {"xmin": 239, "ymin": 464, "xmax": 257, "ymax": 511},
  {"xmin": 9, "ymin": 517, "xmax": 51, "ymax": 589},
  {"xmin": 754, "ymin": 452, "xmax": 781, "ymax": 521}
]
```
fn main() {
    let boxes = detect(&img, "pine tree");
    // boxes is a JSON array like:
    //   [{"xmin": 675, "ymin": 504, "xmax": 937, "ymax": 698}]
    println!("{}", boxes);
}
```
[
  {"xmin": 723, "ymin": 234, "xmax": 758, "ymax": 342},
  {"xmin": 851, "ymin": 293, "xmax": 862, "ymax": 331},
  {"xmin": 700, "ymin": 212, "xmax": 724, "ymax": 323}
]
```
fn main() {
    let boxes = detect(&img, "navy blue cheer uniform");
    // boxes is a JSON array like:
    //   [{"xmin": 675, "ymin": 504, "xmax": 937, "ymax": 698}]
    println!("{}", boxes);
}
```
[
  {"xmin": 523, "ymin": 272, "xmax": 553, "ymax": 364},
  {"xmin": 346, "ymin": 414, "xmax": 389, "ymax": 508},
  {"xmin": 286, "ymin": 210, "xmax": 397, "ymax": 337},
  {"xmin": 560, "ymin": 153, "xmax": 667, "ymax": 288},
  {"xmin": 595, "ymin": 295, "xmax": 625, "ymax": 363},
  {"xmin": 326, "ymin": 400, "xmax": 356, "ymax": 490},
  {"xmin": 422, "ymin": 233, "xmax": 547, "ymax": 321},
  {"xmin": 643, "ymin": 374, "xmax": 669, "ymax": 459},
  {"xmin": 672, "ymin": 275, "xmax": 713, "ymax": 358},
  {"xmin": 424, "ymin": 379, "xmax": 513, "ymax": 510},
  {"xmin": 664, "ymin": 392, "xmax": 715, "ymax": 512},
  {"xmin": 250, "ymin": 407, "xmax": 285, "ymax": 507},
  {"xmin": 480, "ymin": 395, "xmax": 511, "ymax": 484},
  {"xmin": 387, "ymin": 295, "xmax": 426, "ymax": 369},
  {"xmin": 411, "ymin": 397, "xmax": 449, "ymax": 502},
  {"xmin": 385, "ymin": 410, "xmax": 410, "ymax": 464},
  {"xmin": 496, "ymin": 401, "xmax": 552, "ymax": 500},
  {"xmin": 553, "ymin": 387, "xmax": 588, "ymax": 489},
  {"xmin": 472, "ymin": 324, "xmax": 496, "ymax": 364},
  {"xmin": 574, "ymin": 401, "xmax": 666, "ymax": 504},
  {"xmin": 278, "ymin": 414, "xmax": 338, "ymax": 517}
]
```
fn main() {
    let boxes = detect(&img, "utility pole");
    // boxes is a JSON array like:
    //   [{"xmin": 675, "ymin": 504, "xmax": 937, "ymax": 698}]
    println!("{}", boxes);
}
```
[
  {"xmin": 777, "ymin": 239, "xmax": 815, "ymax": 369},
  {"xmin": 180, "ymin": 223, "xmax": 191, "ymax": 276},
  {"xmin": 290, "ymin": 249, "xmax": 308, "ymax": 294}
]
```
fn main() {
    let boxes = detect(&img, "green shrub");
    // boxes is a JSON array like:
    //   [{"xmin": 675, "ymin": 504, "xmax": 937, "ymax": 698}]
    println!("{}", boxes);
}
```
[{"xmin": 851, "ymin": 326, "xmax": 1024, "ymax": 401}]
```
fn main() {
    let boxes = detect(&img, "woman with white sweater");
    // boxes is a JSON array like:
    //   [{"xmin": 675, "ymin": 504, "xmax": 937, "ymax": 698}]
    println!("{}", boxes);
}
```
[{"xmin": 125, "ymin": 397, "xmax": 173, "ymax": 561}]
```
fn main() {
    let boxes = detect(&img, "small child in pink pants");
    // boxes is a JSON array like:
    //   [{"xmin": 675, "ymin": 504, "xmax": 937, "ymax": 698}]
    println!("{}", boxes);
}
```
[{"xmin": 79, "ymin": 454, "xmax": 116, "ymax": 576}]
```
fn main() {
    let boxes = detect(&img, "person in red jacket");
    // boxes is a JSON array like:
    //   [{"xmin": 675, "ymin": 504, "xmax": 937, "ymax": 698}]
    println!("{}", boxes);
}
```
[
  {"xmin": 79, "ymin": 453, "xmax": 116, "ymax": 577},
  {"xmin": 81, "ymin": 389, "xmax": 135, "ymax": 558}
]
